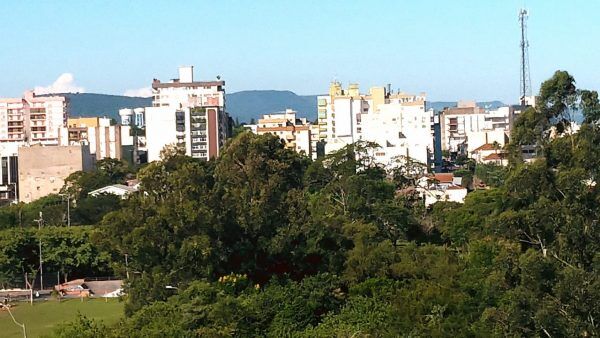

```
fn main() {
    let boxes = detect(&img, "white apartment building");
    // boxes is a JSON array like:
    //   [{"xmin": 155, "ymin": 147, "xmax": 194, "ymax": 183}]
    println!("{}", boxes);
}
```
[
  {"xmin": 317, "ymin": 82, "xmax": 432, "ymax": 167},
  {"xmin": 119, "ymin": 108, "xmax": 145, "ymax": 128},
  {"xmin": 439, "ymin": 102, "xmax": 513, "ymax": 154},
  {"xmin": 0, "ymin": 91, "xmax": 67, "ymax": 145},
  {"xmin": 245, "ymin": 109, "xmax": 313, "ymax": 158},
  {"xmin": 146, "ymin": 66, "xmax": 231, "ymax": 162}
]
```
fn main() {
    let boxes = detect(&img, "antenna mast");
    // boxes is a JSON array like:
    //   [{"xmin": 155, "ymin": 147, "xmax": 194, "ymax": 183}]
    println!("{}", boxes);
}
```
[{"xmin": 519, "ymin": 8, "xmax": 531, "ymax": 106}]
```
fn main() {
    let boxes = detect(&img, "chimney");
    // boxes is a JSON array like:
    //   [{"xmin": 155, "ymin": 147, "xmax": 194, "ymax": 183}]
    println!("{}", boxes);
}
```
[{"xmin": 178, "ymin": 66, "xmax": 194, "ymax": 83}]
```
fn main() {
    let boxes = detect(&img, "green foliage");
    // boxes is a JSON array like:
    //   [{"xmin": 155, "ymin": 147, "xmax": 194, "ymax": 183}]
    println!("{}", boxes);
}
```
[
  {"xmin": 474, "ymin": 163, "xmax": 508, "ymax": 187},
  {"xmin": 49, "ymin": 71, "xmax": 600, "ymax": 337},
  {"xmin": 0, "ymin": 226, "xmax": 112, "ymax": 288}
]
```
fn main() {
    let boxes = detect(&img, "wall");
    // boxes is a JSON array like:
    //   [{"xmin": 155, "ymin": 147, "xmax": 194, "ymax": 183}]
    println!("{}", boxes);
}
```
[{"xmin": 18, "ymin": 145, "xmax": 94, "ymax": 203}]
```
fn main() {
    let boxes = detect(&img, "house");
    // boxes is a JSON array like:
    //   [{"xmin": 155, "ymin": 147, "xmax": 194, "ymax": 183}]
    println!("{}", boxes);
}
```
[
  {"xmin": 88, "ymin": 184, "xmax": 138, "ymax": 199},
  {"xmin": 417, "ymin": 173, "xmax": 468, "ymax": 207},
  {"xmin": 471, "ymin": 143, "xmax": 508, "ymax": 166}
]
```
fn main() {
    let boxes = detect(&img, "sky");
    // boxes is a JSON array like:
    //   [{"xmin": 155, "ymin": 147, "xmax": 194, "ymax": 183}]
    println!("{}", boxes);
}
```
[{"xmin": 1, "ymin": 0, "xmax": 599, "ymax": 103}]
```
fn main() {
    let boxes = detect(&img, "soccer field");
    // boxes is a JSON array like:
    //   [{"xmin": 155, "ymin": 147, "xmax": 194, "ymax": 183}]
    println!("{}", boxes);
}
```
[{"xmin": 0, "ymin": 298, "xmax": 123, "ymax": 338}]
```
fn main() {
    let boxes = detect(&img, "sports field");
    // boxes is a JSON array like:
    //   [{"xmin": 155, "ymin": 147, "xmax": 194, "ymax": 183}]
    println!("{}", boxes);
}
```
[{"xmin": 0, "ymin": 298, "xmax": 123, "ymax": 338}]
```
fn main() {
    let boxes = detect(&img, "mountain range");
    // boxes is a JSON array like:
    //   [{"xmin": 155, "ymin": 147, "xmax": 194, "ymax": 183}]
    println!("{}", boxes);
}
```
[{"xmin": 62, "ymin": 91, "xmax": 506, "ymax": 123}]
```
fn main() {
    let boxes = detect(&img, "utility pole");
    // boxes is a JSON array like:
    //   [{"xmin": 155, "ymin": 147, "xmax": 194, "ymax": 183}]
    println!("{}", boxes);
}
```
[
  {"xmin": 519, "ymin": 8, "xmax": 532, "ymax": 107},
  {"xmin": 35, "ymin": 212, "xmax": 44, "ymax": 290}
]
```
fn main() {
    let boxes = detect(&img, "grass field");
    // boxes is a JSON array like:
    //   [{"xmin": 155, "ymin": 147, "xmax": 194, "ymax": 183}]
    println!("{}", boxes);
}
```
[{"xmin": 0, "ymin": 298, "xmax": 123, "ymax": 338}]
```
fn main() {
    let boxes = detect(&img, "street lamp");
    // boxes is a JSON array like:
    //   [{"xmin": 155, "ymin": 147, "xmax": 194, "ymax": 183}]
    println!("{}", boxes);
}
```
[
  {"xmin": 58, "ymin": 193, "xmax": 71, "ymax": 227},
  {"xmin": 34, "ymin": 212, "xmax": 44, "ymax": 290}
]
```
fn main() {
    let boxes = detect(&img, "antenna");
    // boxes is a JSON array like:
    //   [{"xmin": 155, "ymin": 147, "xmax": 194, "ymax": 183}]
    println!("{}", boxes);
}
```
[{"xmin": 519, "ymin": 8, "xmax": 532, "ymax": 106}]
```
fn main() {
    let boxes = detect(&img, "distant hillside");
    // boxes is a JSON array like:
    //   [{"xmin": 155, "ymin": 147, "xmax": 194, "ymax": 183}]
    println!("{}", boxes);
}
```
[
  {"xmin": 63, "ymin": 93, "xmax": 151, "ymax": 120},
  {"xmin": 427, "ymin": 101, "xmax": 506, "ymax": 111},
  {"xmin": 62, "ymin": 91, "xmax": 319, "ymax": 123},
  {"xmin": 227, "ymin": 90, "xmax": 318, "ymax": 123},
  {"xmin": 61, "ymin": 92, "xmax": 507, "ymax": 123}
]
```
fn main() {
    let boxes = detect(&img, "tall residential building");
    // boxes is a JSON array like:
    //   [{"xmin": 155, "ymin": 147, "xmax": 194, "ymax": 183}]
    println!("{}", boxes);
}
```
[
  {"xmin": 439, "ymin": 101, "xmax": 512, "ymax": 154},
  {"xmin": 0, "ymin": 91, "xmax": 67, "ymax": 145},
  {"xmin": 245, "ymin": 109, "xmax": 313, "ymax": 158},
  {"xmin": 317, "ymin": 82, "xmax": 432, "ymax": 167},
  {"xmin": 146, "ymin": 66, "xmax": 231, "ymax": 162},
  {"xmin": 18, "ymin": 144, "xmax": 95, "ymax": 203}
]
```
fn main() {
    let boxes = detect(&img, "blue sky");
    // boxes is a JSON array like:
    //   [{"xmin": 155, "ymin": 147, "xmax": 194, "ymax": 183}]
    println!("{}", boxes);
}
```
[{"xmin": 1, "ymin": 0, "xmax": 599, "ymax": 103}]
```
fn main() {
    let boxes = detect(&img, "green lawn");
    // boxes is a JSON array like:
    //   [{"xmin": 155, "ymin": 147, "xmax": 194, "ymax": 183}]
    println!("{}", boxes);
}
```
[{"xmin": 0, "ymin": 298, "xmax": 123, "ymax": 338}]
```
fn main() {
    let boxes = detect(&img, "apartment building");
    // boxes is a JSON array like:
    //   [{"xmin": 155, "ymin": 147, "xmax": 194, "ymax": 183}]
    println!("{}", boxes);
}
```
[
  {"xmin": 145, "ymin": 66, "xmax": 231, "ymax": 162},
  {"xmin": 18, "ymin": 144, "xmax": 95, "ymax": 203},
  {"xmin": 317, "ymin": 82, "xmax": 432, "ymax": 167},
  {"xmin": 119, "ymin": 108, "xmax": 145, "ymax": 128},
  {"xmin": 0, "ymin": 91, "xmax": 67, "ymax": 145},
  {"xmin": 439, "ymin": 101, "xmax": 512, "ymax": 155},
  {"xmin": 246, "ymin": 109, "xmax": 313, "ymax": 158},
  {"xmin": 60, "ymin": 117, "xmax": 122, "ymax": 160},
  {"xmin": 0, "ymin": 143, "xmax": 19, "ymax": 202}
]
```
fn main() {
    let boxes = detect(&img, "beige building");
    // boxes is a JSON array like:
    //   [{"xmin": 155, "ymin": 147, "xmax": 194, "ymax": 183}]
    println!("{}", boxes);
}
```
[
  {"xmin": 18, "ymin": 144, "xmax": 95, "ymax": 202},
  {"xmin": 61, "ymin": 117, "xmax": 122, "ymax": 160},
  {"xmin": 246, "ymin": 109, "xmax": 313, "ymax": 158}
]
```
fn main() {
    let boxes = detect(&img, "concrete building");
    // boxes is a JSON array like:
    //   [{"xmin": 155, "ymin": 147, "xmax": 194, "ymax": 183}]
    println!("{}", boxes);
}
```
[
  {"xmin": 439, "ymin": 102, "xmax": 513, "ymax": 155},
  {"xmin": 60, "ymin": 117, "xmax": 122, "ymax": 160},
  {"xmin": 146, "ymin": 66, "xmax": 231, "ymax": 162},
  {"xmin": 119, "ymin": 108, "xmax": 145, "ymax": 128},
  {"xmin": 18, "ymin": 144, "xmax": 95, "ymax": 203},
  {"xmin": 317, "ymin": 82, "xmax": 432, "ymax": 167},
  {"xmin": 0, "ymin": 91, "xmax": 67, "ymax": 145},
  {"xmin": 245, "ymin": 109, "xmax": 313, "ymax": 158}
]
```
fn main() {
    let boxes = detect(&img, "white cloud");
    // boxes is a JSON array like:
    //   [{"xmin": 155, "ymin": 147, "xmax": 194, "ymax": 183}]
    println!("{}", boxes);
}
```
[
  {"xmin": 123, "ymin": 87, "xmax": 152, "ymax": 98},
  {"xmin": 34, "ymin": 73, "xmax": 85, "ymax": 94}
]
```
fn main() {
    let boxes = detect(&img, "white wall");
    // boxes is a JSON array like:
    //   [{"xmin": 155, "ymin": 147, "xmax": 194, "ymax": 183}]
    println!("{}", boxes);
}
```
[{"xmin": 145, "ymin": 107, "xmax": 178, "ymax": 162}]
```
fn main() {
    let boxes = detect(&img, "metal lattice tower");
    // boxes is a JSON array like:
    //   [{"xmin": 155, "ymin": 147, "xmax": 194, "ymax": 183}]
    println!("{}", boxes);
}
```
[{"xmin": 519, "ymin": 8, "xmax": 532, "ymax": 106}]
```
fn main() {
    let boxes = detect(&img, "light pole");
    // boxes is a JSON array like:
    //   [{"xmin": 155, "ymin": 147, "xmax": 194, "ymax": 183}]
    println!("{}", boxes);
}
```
[
  {"xmin": 5, "ymin": 305, "xmax": 27, "ymax": 338},
  {"xmin": 59, "ymin": 193, "xmax": 71, "ymax": 227},
  {"xmin": 34, "ymin": 212, "xmax": 44, "ymax": 290}
]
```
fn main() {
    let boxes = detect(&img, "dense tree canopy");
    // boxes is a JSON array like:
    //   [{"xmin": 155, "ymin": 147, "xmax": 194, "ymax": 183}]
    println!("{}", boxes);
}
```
[{"xmin": 0, "ymin": 70, "xmax": 595, "ymax": 337}]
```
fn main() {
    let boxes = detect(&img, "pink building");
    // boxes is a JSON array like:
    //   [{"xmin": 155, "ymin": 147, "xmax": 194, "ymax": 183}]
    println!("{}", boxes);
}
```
[{"xmin": 0, "ymin": 91, "xmax": 67, "ymax": 145}]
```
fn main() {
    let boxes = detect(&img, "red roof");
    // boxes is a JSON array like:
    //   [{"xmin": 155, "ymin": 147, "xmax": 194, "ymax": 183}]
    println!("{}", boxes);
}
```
[
  {"xmin": 472, "ymin": 143, "xmax": 497, "ymax": 152},
  {"xmin": 434, "ymin": 173, "xmax": 454, "ymax": 184},
  {"xmin": 483, "ymin": 153, "xmax": 505, "ymax": 160}
]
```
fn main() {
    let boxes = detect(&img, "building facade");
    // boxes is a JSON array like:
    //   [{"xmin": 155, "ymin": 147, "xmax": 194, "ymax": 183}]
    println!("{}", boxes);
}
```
[
  {"xmin": 61, "ymin": 117, "xmax": 122, "ymax": 160},
  {"xmin": 18, "ymin": 144, "xmax": 95, "ymax": 203},
  {"xmin": 246, "ymin": 109, "xmax": 313, "ymax": 158},
  {"xmin": 146, "ymin": 66, "xmax": 231, "ymax": 162},
  {"xmin": 0, "ymin": 91, "xmax": 67, "ymax": 145},
  {"xmin": 439, "ymin": 102, "xmax": 513, "ymax": 155},
  {"xmin": 317, "ymin": 82, "xmax": 432, "ymax": 167}
]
